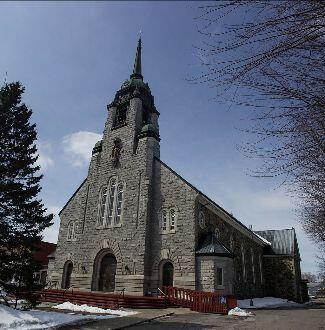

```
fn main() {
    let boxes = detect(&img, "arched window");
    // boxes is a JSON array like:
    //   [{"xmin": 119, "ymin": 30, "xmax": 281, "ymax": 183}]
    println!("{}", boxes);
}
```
[
  {"xmin": 97, "ymin": 186, "xmax": 107, "ymax": 227},
  {"xmin": 161, "ymin": 208, "xmax": 177, "ymax": 233},
  {"xmin": 229, "ymin": 235, "xmax": 234, "ymax": 252},
  {"xmin": 259, "ymin": 254, "xmax": 263, "ymax": 284},
  {"xmin": 106, "ymin": 178, "xmax": 117, "ymax": 226},
  {"xmin": 162, "ymin": 210, "xmax": 168, "ymax": 232},
  {"xmin": 170, "ymin": 209, "xmax": 176, "ymax": 231},
  {"xmin": 241, "ymin": 244, "xmax": 246, "ymax": 281},
  {"xmin": 251, "ymin": 248, "xmax": 255, "ymax": 283},
  {"xmin": 198, "ymin": 211, "xmax": 206, "ymax": 229},
  {"xmin": 67, "ymin": 221, "xmax": 77, "ymax": 241},
  {"xmin": 115, "ymin": 183, "xmax": 124, "ymax": 225},
  {"xmin": 214, "ymin": 228, "xmax": 220, "ymax": 239},
  {"xmin": 97, "ymin": 177, "xmax": 124, "ymax": 228}
]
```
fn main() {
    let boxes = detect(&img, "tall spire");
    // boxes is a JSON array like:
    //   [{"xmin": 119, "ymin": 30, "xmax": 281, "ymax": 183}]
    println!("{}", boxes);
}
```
[{"xmin": 130, "ymin": 37, "xmax": 143, "ymax": 80}]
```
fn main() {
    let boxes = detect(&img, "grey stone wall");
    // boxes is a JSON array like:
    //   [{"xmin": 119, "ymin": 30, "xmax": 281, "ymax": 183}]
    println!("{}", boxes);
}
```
[
  {"xmin": 49, "ymin": 79, "xmax": 267, "ymax": 299},
  {"xmin": 196, "ymin": 256, "xmax": 234, "ymax": 294},
  {"xmin": 50, "ymin": 94, "xmax": 160, "ymax": 295},
  {"xmin": 147, "ymin": 159, "xmax": 198, "ymax": 293},
  {"xmin": 195, "ymin": 203, "xmax": 265, "ymax": 298}
]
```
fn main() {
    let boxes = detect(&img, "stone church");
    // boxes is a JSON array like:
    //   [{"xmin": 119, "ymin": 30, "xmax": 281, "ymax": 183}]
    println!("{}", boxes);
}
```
[{"xmin": 48, "ymin": 39, "xmax": 304, "ymax": 301}]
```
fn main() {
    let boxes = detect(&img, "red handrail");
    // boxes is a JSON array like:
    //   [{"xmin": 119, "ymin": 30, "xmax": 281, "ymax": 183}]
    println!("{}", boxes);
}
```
[{"xmin": 160, "ymin": 286, "xmax": 236, "ymax": 314}]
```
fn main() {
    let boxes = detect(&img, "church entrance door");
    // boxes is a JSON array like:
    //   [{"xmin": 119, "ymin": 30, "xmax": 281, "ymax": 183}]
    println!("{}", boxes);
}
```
[
  {"xmin": 62, "ymin": 261, "xmax": 73, "ymax": 289},
  {"xmin": 162, "ymin": 261, "xmax": 174, "ymax": 286},
  {"xmin": 98, "ymin": 254, "xmax": 117, "ymax": 292}
]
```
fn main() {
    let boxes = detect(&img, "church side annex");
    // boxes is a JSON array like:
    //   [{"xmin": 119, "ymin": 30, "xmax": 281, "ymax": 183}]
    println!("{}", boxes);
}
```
[{"xmin": 48, "ymin": 39, "xmax": 304, "ymax": 302}]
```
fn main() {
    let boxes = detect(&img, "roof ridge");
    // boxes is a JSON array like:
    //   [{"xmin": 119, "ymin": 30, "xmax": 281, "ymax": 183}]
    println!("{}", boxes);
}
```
[{"xmin": 154, "ymin": 157, "xmax": 267, "ymax": 246}]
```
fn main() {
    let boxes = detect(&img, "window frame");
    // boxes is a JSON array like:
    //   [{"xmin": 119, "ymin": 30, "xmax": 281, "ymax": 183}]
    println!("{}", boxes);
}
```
[
  {"xmin": 251, "ymin": 248, "xmax": 256, "ymax": 284},
  {"xmin": 259, "ymin": 253, "xmax": 263, "ymax": 284},
  {"xmin": 97, "ymin": 185, "xmax": 108, "ymax": 227},
  {"xmin": 114, "ymin": 182, "xmax": 125, "ymax": 226},
  {"xmin": 241, "ymin": 244, "xmax": 246, "ymax": 281},
  {"xmin": 229, "ymin": 235, "xmax": 234, "ymax": 252},
  {"xmin": 67, "ymin": 221, "xmax": 77, "ymax": 241},
  {"xmin": 169, "ymin": 208, "xmax": 176, "ymax": 232},
  {"xmin": 161, "ymin": 208, "xmax": 177, "ymax": 234},
  {"xmin": 198, "ymin": 211, "xmax": 206, "ymax": 229},
  {"xmin": 216, "ymin": 267, "xmax": 223, "ymax": 287},
  {"xmin": 96, "ymin": 177, "xmax": 125, "ymax": 229}
]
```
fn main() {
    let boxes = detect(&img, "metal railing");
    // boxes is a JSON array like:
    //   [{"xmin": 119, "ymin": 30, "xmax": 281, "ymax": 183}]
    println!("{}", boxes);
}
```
[{"xmin": 159, "ymin": 286, "xmax": 237, "ymax": 314}]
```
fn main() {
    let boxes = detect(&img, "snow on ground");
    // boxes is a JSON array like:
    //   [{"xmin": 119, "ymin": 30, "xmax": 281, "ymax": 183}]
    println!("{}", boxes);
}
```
[
  {"xmin": 0, "ymin": 304, "xmax": 118, "ymax": 329},
  {"xmin": 238, "ymin": 297, "xmax": 299, "ymax": 309},
  {"xmin": 52, "ymin": 301, "xmax": 138, "ymax": 316},
  {"xmin": 228, "ymin": 307, "xmax": 254, "ymax": 317}
]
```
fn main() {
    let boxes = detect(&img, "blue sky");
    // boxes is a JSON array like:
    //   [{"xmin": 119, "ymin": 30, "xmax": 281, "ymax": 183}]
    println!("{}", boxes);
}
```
[{"xmin": 0, "ymin": 1, "xmax": 319, "ymax": 274}]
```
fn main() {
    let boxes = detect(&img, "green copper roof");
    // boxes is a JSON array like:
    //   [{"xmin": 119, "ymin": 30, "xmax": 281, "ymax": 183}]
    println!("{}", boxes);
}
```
[
  {"xmin": 121, "ymin": 78, "xmax": 150, "ymax": 91},
  {"xmin": 130, "ymin": 37, "xmax": 143, "ymax": 80},
  {"xmin": 141, "ymin": 123, "xmax": 157, "ymax": 134},
  {"xmin": 196, "ymin": 233, "xmax": 232, "ymax": 257},
  {"xmin": 254, "ymin": 229, "xmax": 296, "ymax": 255},
  {"xmin": 92, "ymin": 140, "xmax": 102, "ymax": 154}
]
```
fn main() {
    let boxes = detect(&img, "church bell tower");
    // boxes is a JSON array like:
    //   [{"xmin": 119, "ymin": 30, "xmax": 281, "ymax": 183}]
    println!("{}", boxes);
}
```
[{"xmin": 86, "ymin": 37, "xmax": 160, "ymax": 294}]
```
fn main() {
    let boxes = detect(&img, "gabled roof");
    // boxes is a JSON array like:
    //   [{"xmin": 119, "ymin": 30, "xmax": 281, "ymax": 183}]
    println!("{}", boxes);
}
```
[
  {"xmin": 254, "ymin": 229, "xmax": 296, "ymax": 256},
  {"xmin": 59, "ymin": 178, "xmax": 87, "ymax": 216},
  {"xmin": 33, "ymin": 241, "xmax": 57, "ymax": 266},
  {"xmin": 155, "ymin": 157, "xmax": 268, "ymax": 247},
  {"xmin": 196, "ymin": 233, "xmax": 233, "ymax": 257}
]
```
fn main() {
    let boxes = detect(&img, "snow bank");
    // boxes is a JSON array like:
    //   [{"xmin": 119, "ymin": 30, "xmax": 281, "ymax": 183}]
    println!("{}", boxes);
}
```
[
  {"xmin": 53, "ymin": 301, "xmax": 137, "ymax": 316},
  {"xmin": 0, "ymin": 304, "xmax": 116, "ymax": 329},
  {"xmin": 254, "ymin": 233, "xmax": 271, "ymax": 245},
  {"xmin": 238, "ymin": 297, "xmax": 298, "ymax": 309},
  {"xmin": 228, "ymin": 307, "xmax": 253, "ymax": 317}
]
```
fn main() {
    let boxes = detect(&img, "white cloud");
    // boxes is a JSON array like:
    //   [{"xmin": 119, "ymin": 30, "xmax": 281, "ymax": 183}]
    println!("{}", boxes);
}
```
[
  {"xmin": 36, "ymin": 141, "xmax": 54, "ymax": 171},
  {"xmin": 42, "ymin": 206, "xmax": 61, "ymax": 243},
  {"xmin": 62, "ymin": 131, "xmax": 102, "ymax": 167}
]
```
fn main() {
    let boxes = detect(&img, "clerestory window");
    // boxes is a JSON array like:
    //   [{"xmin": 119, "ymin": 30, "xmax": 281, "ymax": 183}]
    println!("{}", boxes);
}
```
[
  {"xmin": 251, "ymin": 248, "xmax": 256, "ymax": 284},
  {"xmin": 241, "ymin": 244, "xmax": 246, "ymax": 281},
  {"xmin": 97, "ymin": 177, "xmax": 125, "ymax": 228}
]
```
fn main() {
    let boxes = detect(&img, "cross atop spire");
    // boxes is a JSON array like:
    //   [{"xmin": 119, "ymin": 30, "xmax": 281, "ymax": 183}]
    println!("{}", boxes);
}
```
[{"xmin": 130, "ymin": 37, "xmax": 143, "ymax": 80}]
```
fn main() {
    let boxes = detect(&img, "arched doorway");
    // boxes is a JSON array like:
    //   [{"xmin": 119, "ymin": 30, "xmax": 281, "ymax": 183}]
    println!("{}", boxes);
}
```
[
  {"xmin": 98, "ymin": 254, "xmax": 117, "ymax": 292},
  {"xmin": 61, "ymin": 261, "xmax": 73, "ymax": 289},
  {"xmin": 91, "ymin": 250, "xmax": 117, "ymax": 292},
  {"xmin": 162, "ymin": 261, "xmax": 174, "ymax": 287}
]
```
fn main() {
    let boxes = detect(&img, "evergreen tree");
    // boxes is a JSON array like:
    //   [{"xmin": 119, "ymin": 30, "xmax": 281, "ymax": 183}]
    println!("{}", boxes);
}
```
[{"xmin": 0, "ymin": 82, "xmax": 53, "ymax": 307}]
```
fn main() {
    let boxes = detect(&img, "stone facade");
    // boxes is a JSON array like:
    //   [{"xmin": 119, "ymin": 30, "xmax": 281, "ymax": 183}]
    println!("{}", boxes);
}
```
[{"xmin": 48, "ymin": 39, "xmax": 303, "ymax": 301}]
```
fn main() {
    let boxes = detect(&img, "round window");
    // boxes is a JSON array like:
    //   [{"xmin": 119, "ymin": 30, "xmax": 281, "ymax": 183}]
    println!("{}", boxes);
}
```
[{"xmin": 198, "ymin": 211, "xmax": 206, "ymax": 229}]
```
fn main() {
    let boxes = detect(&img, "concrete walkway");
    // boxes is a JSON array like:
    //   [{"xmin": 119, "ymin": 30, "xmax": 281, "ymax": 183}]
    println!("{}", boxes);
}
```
[
  {"xmin": 57, "ymin": 302, "xmax": 325, "ymax": 330},
  {"xmin": 57, "ymin": 308, "xmax": 176, "ymax": 330}
]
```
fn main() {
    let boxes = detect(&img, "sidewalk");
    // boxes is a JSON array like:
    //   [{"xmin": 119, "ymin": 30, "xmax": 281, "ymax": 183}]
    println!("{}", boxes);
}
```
[{"xmin": 57, "ymin": 308, "xmax": 177, "ymax": 330}]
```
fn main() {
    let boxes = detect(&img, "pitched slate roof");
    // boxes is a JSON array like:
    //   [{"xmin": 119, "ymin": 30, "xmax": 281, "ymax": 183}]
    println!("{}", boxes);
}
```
[
  {"xmin": 196, "ymin": 233, "xmax": 233, "ymax": 257},
  {"xmin": 155, "ymin": 158, "xmax": 268, "ymax": 247},
  {"xmin": 254, "ymin": 229, "xmax": 296, "ymax": 256}
]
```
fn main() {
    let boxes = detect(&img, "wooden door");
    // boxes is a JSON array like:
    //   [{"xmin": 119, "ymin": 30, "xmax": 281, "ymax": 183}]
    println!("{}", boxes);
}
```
[
  {"xmin": 98, "ymin": 255, "xmax": 117, "ymax": 292},
  {"xmin": 162, "ymin": 262, "xmax": 174, "ymax": 286}
]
